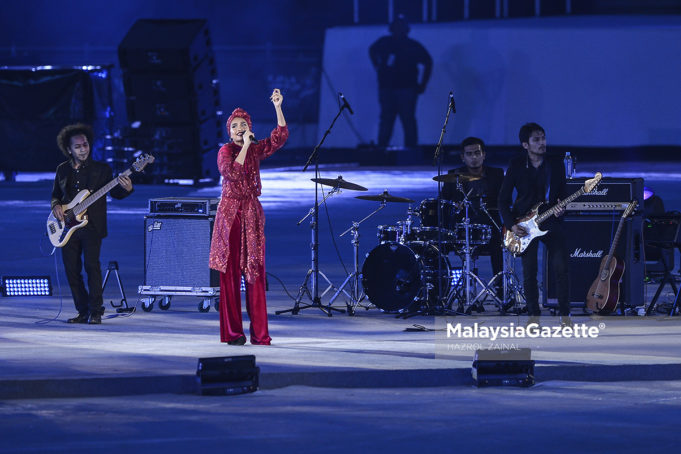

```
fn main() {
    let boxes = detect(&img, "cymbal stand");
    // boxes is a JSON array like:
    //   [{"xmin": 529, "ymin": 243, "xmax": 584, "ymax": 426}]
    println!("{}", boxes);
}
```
[
  {"xmin": 328, "ymin": 201, "xmax": 387, "ymax": 315},
  {"xmin": 445, "ymin": 185, "xmax": 495, "ymax": 313},
  {"xmin": 479, "ymin": 200, "xmax": 526, "ymax": 313},
  {"xmin": 276, "ymin": 97, "xmax": 350, "ymax": 316},
  {"xmin": 276, "ymin": 186, "xmax": 345, "ymax": 316}
]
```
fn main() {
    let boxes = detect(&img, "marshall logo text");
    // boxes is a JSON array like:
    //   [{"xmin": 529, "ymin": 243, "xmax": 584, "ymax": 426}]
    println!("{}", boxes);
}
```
[{"xmin": 571, "ymin": 248, "xmax": 604, "ymax": 258}]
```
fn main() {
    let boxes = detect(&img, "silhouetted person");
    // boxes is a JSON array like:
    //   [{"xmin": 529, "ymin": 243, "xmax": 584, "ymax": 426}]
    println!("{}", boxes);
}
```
[{"xmin": 369, "ymin": 14, "xmax": 432, "ymax": 149}]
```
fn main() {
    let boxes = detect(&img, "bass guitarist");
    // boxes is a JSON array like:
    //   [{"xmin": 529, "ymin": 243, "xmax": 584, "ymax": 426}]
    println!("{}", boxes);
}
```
[
  {"xmin": 51, "ymin": 124, "xmax": 133, "ymax": 324},
  {"xmin": 497, "ymin": 122, "xmax": 572, "ymax": 327}
]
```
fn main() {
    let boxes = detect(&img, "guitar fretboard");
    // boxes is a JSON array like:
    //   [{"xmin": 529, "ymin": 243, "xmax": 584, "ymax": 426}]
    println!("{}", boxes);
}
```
[
  {"xmin": 72, "ymin": 168, "xmax": 132, "ymax": 216},
  {"xmin": 535, "ymin": 187, "xmax": 585, "ymax": 225}
]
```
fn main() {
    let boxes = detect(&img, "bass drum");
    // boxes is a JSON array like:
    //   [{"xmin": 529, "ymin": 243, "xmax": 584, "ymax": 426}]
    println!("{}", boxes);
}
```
[{"xmin": 361, "ymin": 242, "xmax": 451, "ymax": 312}]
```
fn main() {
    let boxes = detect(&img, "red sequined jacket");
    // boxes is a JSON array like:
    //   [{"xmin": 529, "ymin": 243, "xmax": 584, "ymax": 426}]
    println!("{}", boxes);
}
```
[{"xmin": 209, "ymin": 125, "xmax": 289, "ymax": 282}]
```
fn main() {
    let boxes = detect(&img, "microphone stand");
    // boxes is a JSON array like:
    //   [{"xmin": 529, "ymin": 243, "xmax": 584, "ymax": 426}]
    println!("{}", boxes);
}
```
[
  {"xmin": 276, "ymin": 100, "xmax": 348, "ymax": 316},
  {"xmin": 433, "ymin": 92, "xmax": 456, "ymax": 314}
]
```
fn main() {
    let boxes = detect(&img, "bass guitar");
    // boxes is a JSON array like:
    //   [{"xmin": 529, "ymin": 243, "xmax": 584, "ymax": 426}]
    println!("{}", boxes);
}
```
[
  {"xmin": 46, "ymin": 154, "xmax": 154, "ymax": 247},
  {"xmin": 585, "ymin": 200, "xmax": 638, "ymax": 314},
  {"xmin": 503, "ymin": 172, "xmax": 602, "ymax": 256}
]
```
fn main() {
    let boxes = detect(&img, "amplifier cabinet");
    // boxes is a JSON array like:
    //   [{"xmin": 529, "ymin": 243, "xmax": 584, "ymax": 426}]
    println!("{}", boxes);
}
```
[
  {"xmin": 144, "ymin": 215, "xmax": 218, "ymax": 287},
  {"xmin": 565, "ymin": 177, "xmax": 643, "ymax": 206},
  {"xmin": 542, "ymin": 215, "xmax": 644, "ymax": 309}
]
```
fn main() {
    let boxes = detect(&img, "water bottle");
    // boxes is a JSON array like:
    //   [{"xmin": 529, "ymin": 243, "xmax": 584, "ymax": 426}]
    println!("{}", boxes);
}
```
[{"xmin": 564, "ymin": 152, "xmax": 575, "ymax": 179}]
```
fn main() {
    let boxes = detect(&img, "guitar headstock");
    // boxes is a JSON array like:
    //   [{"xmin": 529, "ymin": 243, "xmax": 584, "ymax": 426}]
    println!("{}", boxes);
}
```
[
  {"xmin": 583, "ymin": 172, "xmax": 602, "ymax": 193},
  {"xmin": 132, "ymin": 154, "xmax": 155, "ymax": 173},
  {"xmin": 623, "ymin": 200, "xmax": 638, "ymax": 218}
]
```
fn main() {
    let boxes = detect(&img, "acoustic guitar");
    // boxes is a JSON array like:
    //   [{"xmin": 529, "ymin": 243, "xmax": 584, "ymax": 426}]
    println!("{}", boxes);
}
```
[{"xmin": 585, "ymin": 200, "xmax": 638, "ymax": 314}]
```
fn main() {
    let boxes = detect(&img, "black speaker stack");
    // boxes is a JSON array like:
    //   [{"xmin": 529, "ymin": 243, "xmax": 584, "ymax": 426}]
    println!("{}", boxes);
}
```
[
  {"xmin": 543, "ymin": 177, "xmax": 645, "ymax": 312},
  {"xmin": 118, "ymin": 19, "xmax": 222, "ymax": 183}
]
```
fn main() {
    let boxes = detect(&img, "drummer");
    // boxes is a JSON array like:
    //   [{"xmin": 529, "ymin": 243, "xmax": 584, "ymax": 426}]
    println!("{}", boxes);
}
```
[{"xmin": 441, "ymin": 137, "xmax": 504, "ymax": 296}]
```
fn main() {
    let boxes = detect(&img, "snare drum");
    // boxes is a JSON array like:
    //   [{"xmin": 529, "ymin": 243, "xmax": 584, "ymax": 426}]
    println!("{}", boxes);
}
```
[
  {"xmin": 377, "ymin": 225, "xmax": 400, "ymax": 243},
  {"xmin": 417, "ymin": 198, "xmax": 459, "ymax": 230},
  {"xmin": 407, "ymin": 226, "xmax": 457, "ymax": 247},
  {"xmin": 452, "ymin": 223, "xmax": 492, "ymax": 245}
]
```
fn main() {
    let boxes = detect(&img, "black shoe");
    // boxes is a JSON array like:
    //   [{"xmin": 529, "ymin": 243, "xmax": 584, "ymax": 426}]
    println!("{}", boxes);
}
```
[
  {"xmin": 227, "ymin": 336, "xmax": 246, "ymax": 345},
  {"xmin": 560, "ymin": 315, "xmax": 574, "ymax": 328},
  {"xmin": 88, "ymin": 314, "xmax": 102, "ymax": 324},
  {"xmin": 67, "ymin": 313, "xmax": 89, "ymax": 324}
]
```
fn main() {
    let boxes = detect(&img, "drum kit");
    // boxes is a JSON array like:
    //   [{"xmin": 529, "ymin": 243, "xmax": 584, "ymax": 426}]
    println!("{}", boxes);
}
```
[{"xmin": 301, "ymin": 172, "xmax": 526, "ymax": 316}]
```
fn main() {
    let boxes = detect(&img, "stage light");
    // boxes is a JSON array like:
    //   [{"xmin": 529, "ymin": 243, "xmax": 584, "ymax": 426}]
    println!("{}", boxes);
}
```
[
  {"xmin": 472, "ymin": 348, "xmax": 534, "ymax": 387},
  {"xmin": 450, "ymin": 268, "xmax": 463, "ymax": 287},
  {"xmin": 1, "ymin": 276, "xmax": 52, "ymax": 297}
]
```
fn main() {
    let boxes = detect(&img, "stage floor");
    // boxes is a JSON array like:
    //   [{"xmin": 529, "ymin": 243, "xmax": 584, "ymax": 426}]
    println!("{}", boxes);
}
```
[
  {"xmin": 1, "ymin": 162, "xmax": 681, "ymax": 452},
  {"xmin": 0, "ymin": 162, "xmax": 680, "ymax": 400}
]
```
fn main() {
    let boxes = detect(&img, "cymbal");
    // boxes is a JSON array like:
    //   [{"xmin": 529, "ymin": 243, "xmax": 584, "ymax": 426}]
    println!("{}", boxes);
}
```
[
  {"xmin": 355, "ymin": 190, "xmax": 415, "ymax": 203},
  {"xmin": 311, "ymin": 176, "xmax": 367, "ymax": 191},
  {"xmin": 432, "ymin": 173, "xmax": 482, "ymax": 183}
]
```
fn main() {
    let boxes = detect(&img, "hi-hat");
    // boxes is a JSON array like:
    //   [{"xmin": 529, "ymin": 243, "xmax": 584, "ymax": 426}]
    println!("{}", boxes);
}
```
[
  {"xmin": 355, "ymin": 190, "xmax": 414, "ymax": 203},
  {"xmin": 432, "ymin": 172, "xmax": 482, "ymax": 183},
  {"xmin": 311, "ymin": 176, "xmax": 367, "ymax": 191}
]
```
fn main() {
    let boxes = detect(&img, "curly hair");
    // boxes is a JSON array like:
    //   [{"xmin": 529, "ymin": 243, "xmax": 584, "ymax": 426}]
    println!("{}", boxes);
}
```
[
  {"xmin": 56, "ymin": 123, "xmax": 94, "ymax": 158},
  {"xmin": 226, "ymin": 108, "xmax": 253, "ymax": 133}
]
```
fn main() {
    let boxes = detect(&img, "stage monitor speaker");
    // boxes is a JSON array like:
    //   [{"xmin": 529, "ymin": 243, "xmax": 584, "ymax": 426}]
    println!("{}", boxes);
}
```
[
  {"xmin": 144, "ymin": 215, "xmax": 218, "ymax": 287},
  {"xmin": 543, "ymin": 215, "xmax": 644, "ymax": 310},
  {"xmin": 119, "ymin": 19, "xmax": 212, "ymax": 72}
]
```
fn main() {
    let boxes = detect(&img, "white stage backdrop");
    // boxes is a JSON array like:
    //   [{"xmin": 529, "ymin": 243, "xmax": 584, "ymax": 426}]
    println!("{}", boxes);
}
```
[{"xmin": 318, "ymin": 16, "xmax": 681, "ymax": 148}]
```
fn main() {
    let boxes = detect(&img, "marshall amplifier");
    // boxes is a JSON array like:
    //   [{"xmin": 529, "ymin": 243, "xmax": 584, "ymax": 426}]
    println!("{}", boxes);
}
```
[
  {"xmin": 542, "ymin": 215, "xmax": 644, "ymax": 310},
  {"xmin": 565, "ymin": 177, "xmax": 643, "ymax": 213}
]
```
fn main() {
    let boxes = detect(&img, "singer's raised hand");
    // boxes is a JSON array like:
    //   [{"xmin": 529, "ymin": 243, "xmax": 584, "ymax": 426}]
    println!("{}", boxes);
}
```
[{"xmin": 270, "ymin": 88, "xmax": 283, "ymax": 108}]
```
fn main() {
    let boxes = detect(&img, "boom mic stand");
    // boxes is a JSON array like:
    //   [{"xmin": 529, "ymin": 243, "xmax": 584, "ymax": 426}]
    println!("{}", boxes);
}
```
[
  {"xmin": 432, "ymin": 92, "xmax": 457, "ymax": 313},
  {"xmin": 276, "ymin": 95, "xmax": 350, "ymax": 316}
]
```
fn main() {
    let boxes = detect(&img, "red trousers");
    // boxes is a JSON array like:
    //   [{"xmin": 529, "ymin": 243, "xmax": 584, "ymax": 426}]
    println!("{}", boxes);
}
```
[{"xmin": 218, "ymin": 211, "xmax": 271, "ymax": 345}]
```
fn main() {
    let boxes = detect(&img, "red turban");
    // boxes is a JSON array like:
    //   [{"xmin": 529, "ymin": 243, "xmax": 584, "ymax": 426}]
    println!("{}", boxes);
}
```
[{"xmin": 226, "ymin": 107, "xmax": 253, "ymax": 131}]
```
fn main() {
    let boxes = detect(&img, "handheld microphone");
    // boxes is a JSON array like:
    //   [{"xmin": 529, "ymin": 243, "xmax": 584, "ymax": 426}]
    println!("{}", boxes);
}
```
[
  {"xmin": 249, "ymin": 135, "xmax": 259, "ymax": 144},
  {"xmin": 339, "ymin": 93, "xmax": 354, "ymax": 115},
  {"xmin": 449, "ymin": 92, "xmax": 456, "ymax": 113}
]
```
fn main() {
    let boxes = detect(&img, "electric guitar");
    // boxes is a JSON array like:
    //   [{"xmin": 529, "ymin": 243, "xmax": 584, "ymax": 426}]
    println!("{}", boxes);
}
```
[
  {"xmin": 585, "ymin": 200, "xmax": 638, "ymax": 314},
  {"xmin": 503, "ymin": 172, "xmax": 602, "ymax": 256},
  {"xmin": 46, "ymin": 154, "xmax": 154, "ymax": 247}
]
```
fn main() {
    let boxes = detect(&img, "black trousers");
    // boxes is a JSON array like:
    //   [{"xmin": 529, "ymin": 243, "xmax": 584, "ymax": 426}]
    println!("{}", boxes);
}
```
[
  {"xmin": 61, "ymin": 226, "xmax": 104, "ymax": 316},
  {"xmin": 521, "ymin": 222, "xmax": 570, "ymax": 316}
]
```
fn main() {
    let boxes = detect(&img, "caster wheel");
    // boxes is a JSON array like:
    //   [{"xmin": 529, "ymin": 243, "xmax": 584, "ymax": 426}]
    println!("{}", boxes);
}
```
[
  {"xmin": 141, "ymin": 298, "xmax": 154, "ymax": 312},
  {"xmin": 198, "ymin": 300, "xmax": 211, "ymax": 313},
  {"xmin": 159, "ymin": 296, "xmax": 172, "ymax": 310}
]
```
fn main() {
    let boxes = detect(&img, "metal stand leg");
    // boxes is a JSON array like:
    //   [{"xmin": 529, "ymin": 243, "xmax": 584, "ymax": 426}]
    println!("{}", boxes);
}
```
[
  {"xmin": 276, "ymin": 210, "xmax": 345, "ymax": 316},
  {"xmin": 102, "ymin": 261, "xmax": 135, "ymax": 313},
  {"xmin": 328, "ymin": 223, "xmax": 366, "ymax": 315}
]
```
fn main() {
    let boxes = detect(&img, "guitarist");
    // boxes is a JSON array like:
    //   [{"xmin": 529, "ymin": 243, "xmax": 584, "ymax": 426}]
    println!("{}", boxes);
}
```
[
  {"xmin": 51, "ymin": 124, "xmax": 133, "ymax": 324},
  {"xmin": 497, "ymin": 123, "xmax": 571, "ymax": 327}
]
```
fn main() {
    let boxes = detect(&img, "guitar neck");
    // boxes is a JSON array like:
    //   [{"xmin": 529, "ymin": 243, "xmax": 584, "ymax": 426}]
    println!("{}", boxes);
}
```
[
  {"xmin": 536, "ymin": 187, "xmax": 584, "ymax": 224},
  {"xmin": 72, "ymin": 169, "xmax": 132, "ymax": 215},
  {"xmin": 603, "ymin": 212, "xmax": 628, "ymax": 270}
]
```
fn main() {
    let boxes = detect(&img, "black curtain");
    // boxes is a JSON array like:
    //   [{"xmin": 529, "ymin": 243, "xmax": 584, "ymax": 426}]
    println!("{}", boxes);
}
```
[{"xmin": 0, "ymin": 69, "xmax": 95, "ymax": 172}]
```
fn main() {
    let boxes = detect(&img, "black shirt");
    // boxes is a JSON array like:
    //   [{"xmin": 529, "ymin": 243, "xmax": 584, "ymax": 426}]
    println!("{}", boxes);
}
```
[
  {"xmin": 51, "ymin": 157, "xmax": 131, "ymax": 238},
  {"xmin": 497, "ymin": 153, "xmax": 567, "ymax": 229}
]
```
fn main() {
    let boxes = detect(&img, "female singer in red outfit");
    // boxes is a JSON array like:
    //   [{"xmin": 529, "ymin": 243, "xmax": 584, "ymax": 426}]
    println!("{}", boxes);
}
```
[{"xmin": 209, "ymin": 89, "xmax": 288, "ymax": 345}]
